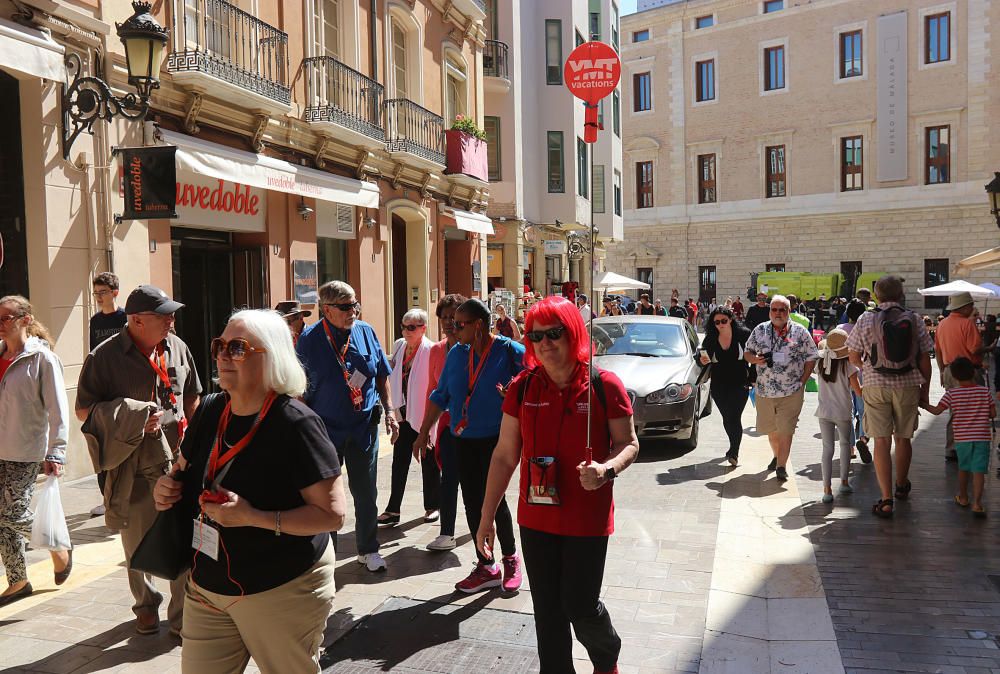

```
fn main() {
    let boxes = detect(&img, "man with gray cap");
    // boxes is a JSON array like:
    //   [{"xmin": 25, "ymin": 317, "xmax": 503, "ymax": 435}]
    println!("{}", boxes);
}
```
[
  {"xmin": 76, "ymin": 284, "xmax": 201, "ymax": 636},
  {"xmin": 934, "ymin": 291, "xmax": 986, "ymax": 460}
]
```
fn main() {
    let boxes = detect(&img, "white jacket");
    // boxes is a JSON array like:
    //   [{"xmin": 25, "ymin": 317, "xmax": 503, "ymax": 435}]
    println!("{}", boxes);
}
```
[
  {"xmin": 0, "ymin": 337, "xmax": 69, "ymax": 463},
  {"xmin": 389, "ymin": 336, "xmax": 434, "ymax": 428}
]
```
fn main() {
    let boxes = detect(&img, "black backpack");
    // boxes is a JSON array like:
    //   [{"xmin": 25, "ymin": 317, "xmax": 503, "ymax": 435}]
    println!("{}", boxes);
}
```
[{"xmin": 869, "ymin": 305, "xmax": 920, "ymax": 375}]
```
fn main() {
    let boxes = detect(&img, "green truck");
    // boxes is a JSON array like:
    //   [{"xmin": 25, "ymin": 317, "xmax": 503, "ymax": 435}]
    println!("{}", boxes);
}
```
[{"xmin": 747, "ymin": 271, "xmax": 884, "ymax": 301}]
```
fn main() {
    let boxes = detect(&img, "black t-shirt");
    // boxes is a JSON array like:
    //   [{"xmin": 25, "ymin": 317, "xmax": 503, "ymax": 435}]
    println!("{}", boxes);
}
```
[
  {"xmin": 668, "ymin": 306, "xmax": 688, "ymax": 319},
  {"xmin": 89, "ymin": 309, "xmax": 127, "ymax": 351},
  {"xmin": 179, "ymin": 394, "xmax": 342, "ymax": 595},
  {"xmin": 744, "ymin": 304, "xmax": 771, "ymax": 331},
  {"xmin": 702, "ymin": 326, "xmax": 752, "ymax": 390},
  {"xmin": 637, "ymin": 304, "xmax": 656, "ymax": 315}
]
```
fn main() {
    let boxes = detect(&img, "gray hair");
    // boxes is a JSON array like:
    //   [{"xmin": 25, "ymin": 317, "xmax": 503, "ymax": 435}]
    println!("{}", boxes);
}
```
[
  {"xmin": 401, "ymin": 308, "xmax": 428, "ymax": 325},
  {"xmin": 318, "ymin": 281, "xmax": 355, "ymax": 305},
  {"xmin": 769, "ymin": 294, "xmax": 791, "ymax": 309},
  {"xmin": 874, "ymin": 274, "xmax": 905, "ymax": 303},
  {"xmin": 227, "ymin": 309, "xmax": 307, "ymax": 397}
]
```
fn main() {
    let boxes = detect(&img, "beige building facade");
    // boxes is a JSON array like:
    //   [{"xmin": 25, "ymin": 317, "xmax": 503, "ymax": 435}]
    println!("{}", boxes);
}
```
[{"xmin": 609, "ymin": 0, "xmax": 1000, "ymax": 310}]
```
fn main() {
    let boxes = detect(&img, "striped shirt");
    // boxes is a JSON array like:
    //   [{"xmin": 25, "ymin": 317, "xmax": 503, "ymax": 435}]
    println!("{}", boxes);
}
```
[{"xmin": 939, "ymin": 385, "xmax": 994, "ymax": 442}]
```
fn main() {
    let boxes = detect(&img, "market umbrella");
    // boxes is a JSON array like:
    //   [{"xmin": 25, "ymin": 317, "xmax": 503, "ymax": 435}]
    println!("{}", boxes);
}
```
[
  {"xmin": 957, "ymin": 247, "xmax": 1000, "ymax": 274},
  {"xmin": 594, "ymin": 271, "xmax": 651, "ymax": 292},
  {"xmin": 917, "ymin": 280, "xmax": 995, "ymax": 300},
  {"xmin": 979, "ymin": 282, "xmax": 1000, "ymax": 297}
]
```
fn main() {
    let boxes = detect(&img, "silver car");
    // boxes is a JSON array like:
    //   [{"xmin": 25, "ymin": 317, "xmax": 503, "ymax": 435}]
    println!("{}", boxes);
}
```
[{"xmin": 590, "ymin": 316, "xmax": 711, "ymax": 448}]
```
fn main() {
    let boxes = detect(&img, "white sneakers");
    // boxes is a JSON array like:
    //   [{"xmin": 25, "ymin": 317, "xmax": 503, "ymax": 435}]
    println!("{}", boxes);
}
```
[
  {"xmin": 357, "ymin": 552, "xmax": 387, "ymax": 572},
  {"xmin": 426, "ymin": 535, "xmax": 457, "ymax": 551},
  {"xmin": 89, "ymin": 504, "xmax": 105, "ymax": 516}
]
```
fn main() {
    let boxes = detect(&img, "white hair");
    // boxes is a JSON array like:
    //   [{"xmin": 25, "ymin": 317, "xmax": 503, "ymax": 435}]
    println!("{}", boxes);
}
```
[
  {"xmin": 228, "ymin": 309, "xmax": 307, "ymax": 397},
  {"xmin": 401, "ymin": 308, "xmax": 428, "ymax": 325},
  {"xmin": 770, "ymin": 294, "xmax": 791, "ymax": 309}
]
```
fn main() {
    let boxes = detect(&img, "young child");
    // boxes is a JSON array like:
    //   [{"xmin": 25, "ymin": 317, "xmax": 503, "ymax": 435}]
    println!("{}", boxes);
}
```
[
  {"xmin": 815, "ymin": 329, "xmax": 863, "ymax": 503},
  {"xmin": 923, "ymin": 357, "xmax": 995, "ymax": 517}
]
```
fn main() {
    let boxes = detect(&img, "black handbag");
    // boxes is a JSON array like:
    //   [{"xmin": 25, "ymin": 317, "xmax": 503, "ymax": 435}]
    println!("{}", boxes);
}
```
[{"xmin": 129, "ymin": 468, "xmax": 193, "ymax": 580}]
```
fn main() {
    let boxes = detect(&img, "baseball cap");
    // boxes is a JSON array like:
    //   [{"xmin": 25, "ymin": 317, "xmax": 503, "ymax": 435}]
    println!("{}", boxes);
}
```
[{"xmin": 124, "ymin": 285, "xmax": 184, "ymax": 315}]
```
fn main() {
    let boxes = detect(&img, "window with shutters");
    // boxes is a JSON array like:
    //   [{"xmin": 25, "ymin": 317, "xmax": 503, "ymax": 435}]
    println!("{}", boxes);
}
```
[
  {"xmin": 547, "ymin": 131, "xmax": 564, "ymax": 193},
  {"xmin": 593, "ymin": 165, "xmax": 606, "ymax": 213},
  {"xmin": 484, "ymin": 116, "xmax": 501, "ymax": 182}
]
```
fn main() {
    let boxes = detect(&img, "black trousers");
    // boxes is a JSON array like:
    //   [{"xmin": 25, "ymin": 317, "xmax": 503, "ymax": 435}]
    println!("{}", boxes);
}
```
[
  {"xmin": 711, "ymin": 384, "xmax": 749, "ymax": 456},
  {"xmin": 520, "ymin": 527, "xmax": 621, "ymax": 673},
  {"xmin": 456, "ymin": 434, "xmax": 515, "ymax": 564},
  {"xmin": 386, "ymin": 421, "xmax": 441, "ymax": 513}
]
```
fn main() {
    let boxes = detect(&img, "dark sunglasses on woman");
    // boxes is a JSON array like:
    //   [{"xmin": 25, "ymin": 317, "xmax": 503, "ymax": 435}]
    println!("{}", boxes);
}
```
[
  {"xmin": 211, "ymin": 337, "xmax": 268, "ymax": 361},
  {"xmin": 400, "ymin": 324, "xmax": 424, "ymax": 332},
  {"xmin": 525, "ymin": 326, "xmax": 567, "ymax": 343},
  {"xmin": 714, "ymin": 318, "xmax": 730, "ymax": 326}
]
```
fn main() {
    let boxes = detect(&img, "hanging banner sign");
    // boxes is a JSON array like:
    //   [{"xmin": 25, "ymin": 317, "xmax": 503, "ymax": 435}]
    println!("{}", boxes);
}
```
[
  {"xmin": 564, "ymin": 41, "xmax": 621, "ymax": 143},
  {"xmin": 118, "ymin": 146, "xmax": 178, "ymax": 221}
]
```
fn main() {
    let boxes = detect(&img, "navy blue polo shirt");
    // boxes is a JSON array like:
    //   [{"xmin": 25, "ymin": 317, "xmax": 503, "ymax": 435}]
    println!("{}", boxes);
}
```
[{"xmin": 296, "ymin": 318, "xmax": 391, "ymax": 449}]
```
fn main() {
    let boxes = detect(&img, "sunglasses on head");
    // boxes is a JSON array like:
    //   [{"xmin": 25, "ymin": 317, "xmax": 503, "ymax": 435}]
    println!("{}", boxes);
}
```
[
  {"xmin": 400, "ymin": 323, "xmax": 424, "ymax": 332},
  {"xmin": 211, "ymin": 337, "xmax": 267, "ymax": 362},
  {"xmin": 325, "ymin": 301, "xmax": 361, "ymax": 312},
  {"xmin": 526, "ymin": 326, "xmax": 567, "ymax": 343}
]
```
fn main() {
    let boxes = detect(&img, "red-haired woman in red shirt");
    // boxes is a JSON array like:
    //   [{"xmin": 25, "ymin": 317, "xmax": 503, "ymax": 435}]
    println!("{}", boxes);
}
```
[{"xmin": 476, "ymin": 296, "xmax": 639, "ymax": 674}]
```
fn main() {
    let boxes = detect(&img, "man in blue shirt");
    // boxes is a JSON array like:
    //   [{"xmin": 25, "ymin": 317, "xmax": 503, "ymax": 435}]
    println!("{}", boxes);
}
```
[{"xmin": 297, "ymin": 281, "xmax": 397, "ymax": 572}]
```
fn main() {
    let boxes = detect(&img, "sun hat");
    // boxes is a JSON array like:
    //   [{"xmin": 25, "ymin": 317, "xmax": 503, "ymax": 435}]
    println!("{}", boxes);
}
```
[
  {"xmin": 818, "ymin": 327, "xmax": 850, "ymax": 376},
  {"xmin": 946, "ymin": 292, "xmax": 975, "ymax": 312}
]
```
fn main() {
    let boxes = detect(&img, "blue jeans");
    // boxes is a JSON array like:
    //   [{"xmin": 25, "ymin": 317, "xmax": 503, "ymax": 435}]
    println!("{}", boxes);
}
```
[
  {"xmin": 852, "ymin": 391, "xmax": 865, "ymax": 443},
  {"xmin": 340, "ymin": 428, "xmax": 380, "ymax": 555},
  {"xmin": 438, "ymin": 428, "xmax": 459, "ymax": 537}
]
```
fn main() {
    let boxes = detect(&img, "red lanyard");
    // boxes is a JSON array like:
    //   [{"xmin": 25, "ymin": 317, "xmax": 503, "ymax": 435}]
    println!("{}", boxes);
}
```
[
  {"xmin": 148, "ymin": 347, "xmax": 187, "ymax": 442},
  {"xmin": 205, "ymin": 391, "xmax": 277, "ymax": 485},
  {"xmin": 322, "ymin": 320, "xmax": 364, "ymax": 410},
  {"xmin": 463, "ymin": 338, "xmax": 495, "ymax": 413}
]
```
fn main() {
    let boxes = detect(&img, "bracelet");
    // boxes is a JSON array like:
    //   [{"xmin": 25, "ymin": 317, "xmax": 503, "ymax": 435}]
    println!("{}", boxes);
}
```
[{"xmin": 274, "ymin": 511, "xmax": 281, "ymax": 537}]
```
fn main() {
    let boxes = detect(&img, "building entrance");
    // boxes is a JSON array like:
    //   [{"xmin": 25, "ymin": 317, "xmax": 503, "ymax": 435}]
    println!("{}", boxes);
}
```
[{"xmin": 0, "ymin": 72, "xmax": 27, "ymax": 297}]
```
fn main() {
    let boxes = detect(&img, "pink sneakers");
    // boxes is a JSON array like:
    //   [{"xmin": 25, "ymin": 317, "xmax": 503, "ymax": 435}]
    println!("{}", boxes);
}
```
[
  {"xmin": 501, "ymin": 554, "xmax": 522, "ymax": 592},
  {"xmin": 455, "ymin": 562, "xmax": 501, "ymax": 594}
]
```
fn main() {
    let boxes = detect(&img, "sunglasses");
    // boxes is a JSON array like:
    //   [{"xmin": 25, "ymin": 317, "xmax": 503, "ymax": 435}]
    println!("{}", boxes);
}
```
[
  {"xmin": 211, "ymin": 337, "xmax": 268, "ymax": 362},
  {"xmin": 770, "ymin": 307, "xmax": 789, "ymax": 313},
  {"xmin": 453, "ymin": 320, "xmax": 474, "ymax": 330},
  {"xmin": 325, "ymin": 301, "xmax": 361, "ymax": 312},
  {"xmin": 526, "ymin": 326, "xmax": 567, "ymax": 343},
  {"xmin": 714, "ymin": 319, "xmax": 730, "ymax": 326},
  {"xmin": 400, "ymin": 324, "xmax": 425, "ymax": 332},
  {"xmin": 0, "ymin": 314, "xmax": 22, "ymax": 325}
]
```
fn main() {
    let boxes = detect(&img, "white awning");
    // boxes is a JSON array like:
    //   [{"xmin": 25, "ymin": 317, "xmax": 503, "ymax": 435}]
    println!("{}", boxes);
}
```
[
  {"xmin": 160, "ymin": 130, "xmax": 380, "ymax": 209},
  {"xmin": 450, "ymin": 209, "xmax": 494, "ymax": 235},
  {"xmin": 957, "ymin": 247, "xmax": 1000, "ymax": 274},
  {"xmin": 0, "ymin": 18, "xmax": 65, "ymax": 81}
]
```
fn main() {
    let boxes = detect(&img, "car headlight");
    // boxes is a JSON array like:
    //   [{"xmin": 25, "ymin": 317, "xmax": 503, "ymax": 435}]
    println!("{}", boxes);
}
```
[{"xmin": 645, "ymin": 383, "xmax": 694, "ymax": 404}]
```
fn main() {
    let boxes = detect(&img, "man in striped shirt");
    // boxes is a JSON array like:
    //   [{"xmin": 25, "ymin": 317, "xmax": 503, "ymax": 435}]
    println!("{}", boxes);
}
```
[{"xmin": 922, "ymin": 357, "xmax": 995, "ymax": 517}]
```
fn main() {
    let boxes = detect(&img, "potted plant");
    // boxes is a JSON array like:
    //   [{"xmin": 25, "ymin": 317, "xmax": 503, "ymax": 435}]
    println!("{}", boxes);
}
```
[{"xmin": 445, "ymin": 114, "xmax": 488, "ymax": 182}]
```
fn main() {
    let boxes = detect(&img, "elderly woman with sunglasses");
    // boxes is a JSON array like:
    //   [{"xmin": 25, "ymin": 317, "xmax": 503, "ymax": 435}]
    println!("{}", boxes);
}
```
[
  {"xmin": 476, "ymin": 296, "xmax": 639, "ymax": 674},
  {"xmin": 699, "ymin": 306, "xmax": 753, "ymax": 466},
  {"xmin": 415, "ymin": 298, "xmax": 525, "ymax": 594},
  {"xmin": 153, "ymin": 309, "xmax": 346, "ymax": 674},
  {"xmin": 377, "ymin": 309, "xmax": 440, "ymax": 528}
]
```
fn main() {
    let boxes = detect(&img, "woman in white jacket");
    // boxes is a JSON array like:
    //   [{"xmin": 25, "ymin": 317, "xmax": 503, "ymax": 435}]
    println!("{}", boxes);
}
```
[
  {"xmin": 0, "ymin": 295, "xmax": 72, "ymax": 606},
  {"xmin": 377, "ymin": 309, "xmax": 440, "ymax": 527}
]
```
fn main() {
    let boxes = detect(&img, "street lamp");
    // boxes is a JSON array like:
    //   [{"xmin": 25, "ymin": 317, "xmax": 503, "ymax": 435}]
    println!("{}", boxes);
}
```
[
  {"xmin": 986, "ymin": 172, "xmax": 1000, "ymax": 229},
  {"xmin": 62, "ymin": 1, "xmax": 169, "ymax": 159}
]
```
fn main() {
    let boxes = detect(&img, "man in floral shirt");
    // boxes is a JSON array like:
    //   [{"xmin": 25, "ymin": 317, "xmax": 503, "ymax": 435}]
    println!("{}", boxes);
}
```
[{"xmin": 746, "ymin": 294, "xmax": 819, "ymax": 481}]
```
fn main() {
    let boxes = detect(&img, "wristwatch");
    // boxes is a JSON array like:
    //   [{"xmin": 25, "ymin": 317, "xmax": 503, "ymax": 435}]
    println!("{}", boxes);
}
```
[{"xmin": 604, "ymin": 465, "xmax": 617, "ymax": 483}]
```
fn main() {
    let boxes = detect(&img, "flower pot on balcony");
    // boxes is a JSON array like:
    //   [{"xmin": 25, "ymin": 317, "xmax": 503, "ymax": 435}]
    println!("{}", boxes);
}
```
[{"xmin": 445, "ymin": 129, "xmax": 488, "ymax": 182}]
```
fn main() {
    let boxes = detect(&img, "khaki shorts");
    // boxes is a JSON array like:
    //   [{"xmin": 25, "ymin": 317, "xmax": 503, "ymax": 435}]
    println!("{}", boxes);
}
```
[
  {"xmin": 861, "ymin": 385, "xmax": 920, "ymax": 439},
  {"xmin": 755, "ymin": 387, "xmax": 805, "ymax": 436}
]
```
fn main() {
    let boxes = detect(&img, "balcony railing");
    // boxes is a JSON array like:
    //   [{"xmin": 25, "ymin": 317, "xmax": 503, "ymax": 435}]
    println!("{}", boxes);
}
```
[
  {"xmin": 303, "ymin": 57, "xmax": 384, "ymax": 142},
  {"xmin": 168, "ymin": 0, "xmax": 290, "ymax": 106},
  {"xmin": 484, "ymin": 40, "xmax": 509, "ymax": 80},
  {"xmin": 384, "ymin": 98, "xmax": 445, "ymax": 165}
]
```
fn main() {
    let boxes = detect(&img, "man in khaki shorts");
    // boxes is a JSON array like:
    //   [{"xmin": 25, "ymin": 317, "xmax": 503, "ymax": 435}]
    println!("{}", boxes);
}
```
[
  {"xmin": 746, "ymin": 294, "xmax": 819, "ymax": 482},
  {"xmin": 847, "ymin": 275, "xmax": 932, "ymax": 518}
]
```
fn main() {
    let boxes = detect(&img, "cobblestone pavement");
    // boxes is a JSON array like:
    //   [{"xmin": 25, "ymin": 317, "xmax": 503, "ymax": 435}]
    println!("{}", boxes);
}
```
[{"xmin": 1, "ymin": 363, "xmax": 998, "ymax": 673}]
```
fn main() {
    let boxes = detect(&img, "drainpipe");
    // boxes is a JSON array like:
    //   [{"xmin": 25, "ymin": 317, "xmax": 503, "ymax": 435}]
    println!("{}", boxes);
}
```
[{"xmin": 369, "ymin": 0, "xmax": 378, "ymax": 81}]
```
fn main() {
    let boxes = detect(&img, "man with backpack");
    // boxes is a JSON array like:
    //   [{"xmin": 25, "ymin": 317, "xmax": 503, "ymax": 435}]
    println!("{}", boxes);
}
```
[
  {"xmin": 847, "ymin": 275, "xmax": 933, "ymax": 518},
  {"xmin": 934, "ymin": 291, "xmax": 986, "ymax": 461}
]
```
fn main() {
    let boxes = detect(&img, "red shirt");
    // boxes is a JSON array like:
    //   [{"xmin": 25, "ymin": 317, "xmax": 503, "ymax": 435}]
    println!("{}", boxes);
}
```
[
  {"xmin": 502, "ymin": 365, "xmax": 632, "ymax": 537},
  {"xmin": 0, "ymin": 353, "xmax": 13, "ymax": 381}
]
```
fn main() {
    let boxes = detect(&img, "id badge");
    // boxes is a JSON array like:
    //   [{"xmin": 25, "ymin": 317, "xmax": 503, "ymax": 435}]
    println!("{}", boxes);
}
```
[
  {"xmin": 773, "ymin": 351, "xmax": 790, "ymax": 366},
  {"xmin": 192, "ymin": 518, "xmax": 220, "ymax": 561},
  {"xmin": 349, "ymin": 386, "xmax": 364, "ymax": 411},
  {"xmin": 348, "ymin": 369, "xmax": 367, "ymax": 390},
  {"xmin": 527, "ymin": 456, "xmax": 560, "ymax": 506},
  {"xmin": 454, "ymin": 417, "xmax": 468, "ymax": 436}
]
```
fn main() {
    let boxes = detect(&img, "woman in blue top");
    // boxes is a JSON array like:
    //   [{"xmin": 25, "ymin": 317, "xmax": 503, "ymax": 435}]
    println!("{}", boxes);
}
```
[{"xmin": 415, "ymin": 298, "xmax": 524, "ymax": 595}]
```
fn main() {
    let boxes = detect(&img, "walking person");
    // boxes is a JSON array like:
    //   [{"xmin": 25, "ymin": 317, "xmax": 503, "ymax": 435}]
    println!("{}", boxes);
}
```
[
  {"xmin": 296, "ymin": 281, "xmax": 398, "ymax": 572},
  {"xmin": 698, "ymin": 306, "xmax": 751, "ymax": 466},
  {"xmin": 922, "ymin": 357, "xmax": 994, "ymax": 517},
  {"xmin": 424, "ymin": 294, "xmax": 467, "ymax": 551},
  {"xmin": 152, "ymin": 309, "xmax": 346, "ymax": 673},
  {"xmin": 414, "ymin": 298, "xmax": 524, "ymax": 593},
  {"xmin": 378, "ymin": 309, "xmax": 440, "ymax": 528},
  {"xmin": 636, "ymin": 294, "xmax": 656, "ymax": 316},
  {"xmin": 839, "ymin": 299, "xmax": 872, "ymax": 462},
  {"xmin": 652, "ymin": 299, "xmax": 667, "ymax": 316},
  {"xmin": 76, "ymin": 285, "xmax": 202, "ymax": 635},
  {"xmin": 0, "ymin": 296, "xmax": 72, "ymax": 606},
  {"xmin": 847, "ymin": 275, "xmax": 933, "ymax": 518},
  {"xmin": 732, "ymin": 296, "xmax": 745, "ymax": 322},
  {"xmin": 668, "ymin": 298, "xmax": 688, "ymax": 319},
  {"xmin": 577, "ymin": 294, "xmax": 594, "ymax": 322},
  {"xmin": 274, "ymin": 300, "xmax": 311, "ymax": 345},
  {"xmin": 815, "ymin": 329, "xmax": 862, "ymax": 503},
  {"xmin": 476, "ymin": 296, "xmax": 639, "ymax": 674},
  {"xmin": 744, "ymin": 292, "xmax": 771, "ymax": 331},
  {"xmin": 745, "ymin": 295, "xmax": 819, "ymax": 481},
  {"xmin": 494, "ymin": 304, "xmax": 521, "ymax": 341},
  {"xmin": 935, "ymin": 292, "xmax": 987, "ymax": 461}
]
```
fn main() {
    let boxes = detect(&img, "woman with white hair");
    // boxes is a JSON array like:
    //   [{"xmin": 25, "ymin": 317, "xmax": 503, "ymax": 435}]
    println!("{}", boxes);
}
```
[
  {"xmin": 153, "ymin": 309, "xmax": 346, "ymax": 674},
  {"xmin": 377, "ymin": 309, "xmax": 440, "ymax": 527}
]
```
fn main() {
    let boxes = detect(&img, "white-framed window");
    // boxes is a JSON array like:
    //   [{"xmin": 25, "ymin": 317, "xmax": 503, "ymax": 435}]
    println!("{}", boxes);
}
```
[
  {"xmin": 312, "ymin": 0, "xmax": 341, "ymax": 58},
  {"xmin": 759, "ymin": 37, "xmax": 789, "ymax": 96},
  {"xmin": 386, "ymin": 6, "xmax": 421, "ymax": 102},
  {"xmin": 833, "ymin": 21, "xmax": 867, "ymax": 83},
  {"xmin": 757, "ymin": 134, "xmax": 792, "ymax": 200},
  {"xmin": 918, "ymin": 3, "xmax": 957, "ymax": 70},
  {"xmin": 443, "ymin": 47, "xmax": 469, "ymax": 123},
  {"xmin": 692, "ymin": 51, "xmax": 718, "ymax": 106},
  {"xmin": 391, "ymin": 19, "xmax": 409, "ymax": 98}
]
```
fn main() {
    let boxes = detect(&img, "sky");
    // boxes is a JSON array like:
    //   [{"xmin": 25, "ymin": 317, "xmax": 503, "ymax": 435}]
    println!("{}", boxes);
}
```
[{"xmin": 621, "ymin": 0, "xmax": 638, "ymax": 15}]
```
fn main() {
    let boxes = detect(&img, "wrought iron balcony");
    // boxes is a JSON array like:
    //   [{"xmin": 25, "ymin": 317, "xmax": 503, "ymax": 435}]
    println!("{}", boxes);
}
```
[
  {"xmin": 303, "ymin": 57, "xmax": 384, "ymax": 142},
  {"xmin": 167, "ymin": 0, "xmax": 290, "ymax": 107},
  {"xmin": 384, "ymin": 98, "xmax": 445, "ymax": 165},
  {"xmin": 484, "ymin": 40, "xmax": 509, "ymax": 80}
]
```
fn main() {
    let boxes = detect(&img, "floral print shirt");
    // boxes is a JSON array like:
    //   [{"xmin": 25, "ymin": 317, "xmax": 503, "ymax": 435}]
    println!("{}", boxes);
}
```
[{"xmin": 746, "ymin": 321, "xmax": 819, "ymax": 398}]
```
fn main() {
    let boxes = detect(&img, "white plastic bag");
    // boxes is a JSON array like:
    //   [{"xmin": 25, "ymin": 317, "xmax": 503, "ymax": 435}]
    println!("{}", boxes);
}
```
[{"xmin": 30, "ymin": 475, "xmax": 72, "ymax": 551}]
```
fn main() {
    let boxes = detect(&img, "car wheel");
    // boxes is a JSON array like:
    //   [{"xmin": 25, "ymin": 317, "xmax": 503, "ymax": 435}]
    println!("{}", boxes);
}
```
[{"xmin": 677, "ymin": 398, "xmax": 700, "ymax": 450}]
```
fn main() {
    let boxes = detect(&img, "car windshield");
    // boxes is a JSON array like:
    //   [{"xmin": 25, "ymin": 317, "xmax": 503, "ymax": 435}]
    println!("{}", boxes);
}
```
[{"xmin": 590, "ymin": 321, "xmax": 688, "ymax": 357}]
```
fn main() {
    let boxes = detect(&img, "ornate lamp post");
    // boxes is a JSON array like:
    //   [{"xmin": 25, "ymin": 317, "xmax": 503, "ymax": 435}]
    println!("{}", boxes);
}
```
[{"xmin": 62, "ymin": 1, "xmax": 169, "ymax": 159}]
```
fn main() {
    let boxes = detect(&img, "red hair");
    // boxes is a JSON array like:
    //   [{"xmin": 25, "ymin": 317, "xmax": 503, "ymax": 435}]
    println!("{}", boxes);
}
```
[{"xmin": 523, "ymin": 296, "xmax": 590, "ymax": 369}]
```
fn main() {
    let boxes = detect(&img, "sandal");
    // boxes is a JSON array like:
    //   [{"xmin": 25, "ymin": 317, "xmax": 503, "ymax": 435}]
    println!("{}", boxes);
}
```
[
  {"xmin": 973, "ymin": 507, "xmax": 988, "ymax": 518},
  {"xmin": 376, "ymin": 512, "xmax": 400, "ymax": 528},
  {"xmin": 894, "ymin": 480, "xmax": 912, "ymax": 500},
  {"xmin": 954, "ymin": 495, "xmax": 970, "ymax": 508},
  {"xmin": 872, "ymin": 498, "xmax": 894, "ymax": 518}
]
